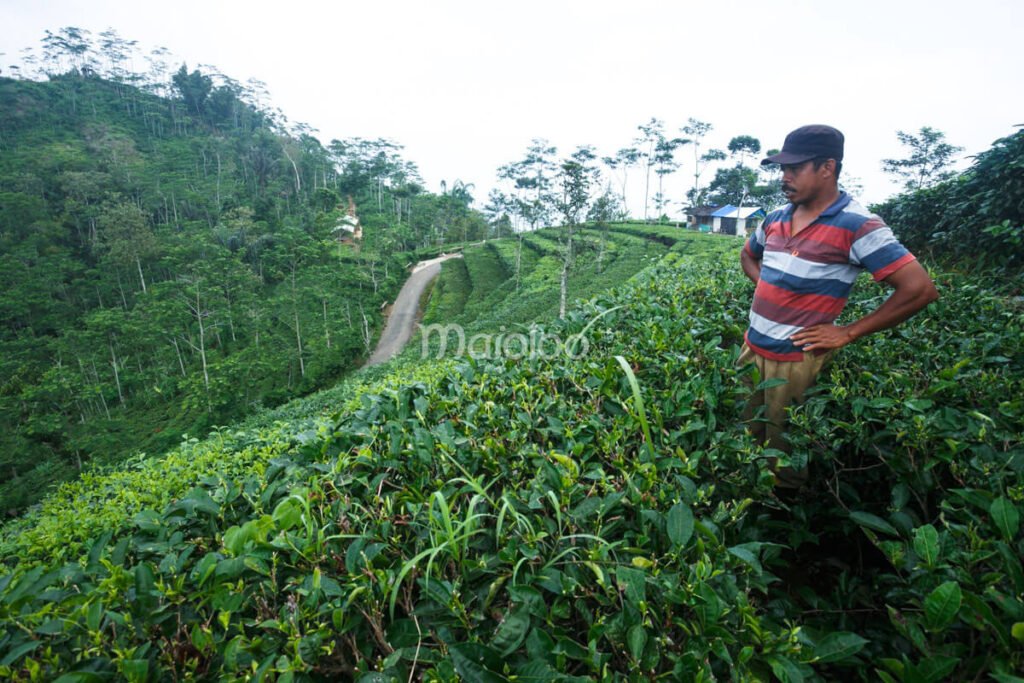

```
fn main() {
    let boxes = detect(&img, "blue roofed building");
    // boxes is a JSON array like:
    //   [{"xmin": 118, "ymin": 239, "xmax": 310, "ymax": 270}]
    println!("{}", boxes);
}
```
[{"xmin": 710, "ymin": 205, "xmax": 766, "ymax": 236}]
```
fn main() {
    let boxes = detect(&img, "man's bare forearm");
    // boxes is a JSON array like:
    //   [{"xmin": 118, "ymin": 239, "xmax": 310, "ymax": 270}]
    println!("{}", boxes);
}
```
[
  {"xmin": 791, "ymin": 261, "xmax": 939, "ymax": 351},
  {"xmin": 844, "ymin": 265, "xmax": 939, "ymax": 341},
  {"xmin": 740, "ymin": 248, "xmax": 761, "ymax": 284}
]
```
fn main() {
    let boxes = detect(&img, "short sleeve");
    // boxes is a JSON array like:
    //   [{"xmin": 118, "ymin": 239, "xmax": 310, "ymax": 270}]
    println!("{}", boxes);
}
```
[
  {"xmin": 746, "ymin": 221, "xmax": 766, "ymax": 259},
  {"xmin": 849, "ymin": 219, "xmax": 916, "ymax": 281}
]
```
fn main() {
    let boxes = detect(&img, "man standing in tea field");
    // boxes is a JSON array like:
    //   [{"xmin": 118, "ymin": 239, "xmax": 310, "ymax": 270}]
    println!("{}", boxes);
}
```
[{"xmin": 739, "ymin": 124, "xmax": 939, "ymax": 487}]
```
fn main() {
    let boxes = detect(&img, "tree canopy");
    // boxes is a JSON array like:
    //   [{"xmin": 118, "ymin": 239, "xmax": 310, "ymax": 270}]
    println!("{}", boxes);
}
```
[{"xmin": 882, "ymin": 126, "xmax": 963, "ymax": 192}]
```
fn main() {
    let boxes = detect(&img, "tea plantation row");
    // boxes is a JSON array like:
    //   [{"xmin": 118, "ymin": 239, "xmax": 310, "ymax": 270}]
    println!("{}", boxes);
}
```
[{"xmin": 1, "ymin": 232, "xmax": 1022, "ymax": 681}]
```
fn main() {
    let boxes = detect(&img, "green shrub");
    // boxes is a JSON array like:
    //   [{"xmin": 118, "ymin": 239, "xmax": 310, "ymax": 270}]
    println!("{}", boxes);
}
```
[
  {"xmin": 872, "ymin": 128, "xmax": 1024, "ymax": 268},
  {"xmin": 1, "ymin": 236, "xmax": 1021, "ymax": 680}
]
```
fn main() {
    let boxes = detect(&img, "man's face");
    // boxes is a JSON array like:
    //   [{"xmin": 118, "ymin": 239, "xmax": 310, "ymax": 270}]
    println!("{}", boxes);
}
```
[{"xmin": 780, "ymin": 159, "xmax": 831, "ymax": 206}]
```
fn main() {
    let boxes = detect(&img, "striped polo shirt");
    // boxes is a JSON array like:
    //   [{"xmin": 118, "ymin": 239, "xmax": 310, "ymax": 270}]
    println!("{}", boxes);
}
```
[{"xmin": 744, "ymin": 192, "xmax": 916, "ymax": 361}]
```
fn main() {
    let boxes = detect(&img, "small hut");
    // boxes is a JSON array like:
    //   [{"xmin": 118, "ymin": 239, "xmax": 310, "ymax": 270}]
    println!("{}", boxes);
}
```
[
  {"xmin": 686, "ymin": 205, "xmax": 720, "ymax": 232},
  {"xmin": 332, "ymin": 196, "xmax": 363, "ymax": 247},
  {"xmin": 710, "ymin": 205, "xmax": 766, "ymax": 236}
]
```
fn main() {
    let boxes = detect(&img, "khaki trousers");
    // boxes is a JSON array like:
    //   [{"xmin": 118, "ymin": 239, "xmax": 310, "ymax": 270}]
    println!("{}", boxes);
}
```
[{"xmin": 738, "ymin": 344, "xmax": 834, "ymax": 488}]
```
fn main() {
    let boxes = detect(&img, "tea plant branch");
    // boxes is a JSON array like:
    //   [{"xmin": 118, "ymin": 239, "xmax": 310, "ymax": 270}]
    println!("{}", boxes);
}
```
[
  {"xmin": 825, "ymin": 467, "xmax": 851, "ymax": 513},
  {"xmin": 358, "ymin": 605, "xmax": 395, "ymax": 655},
  {"xmin": 408, "ymin": 612, "xmax": 424, "ymax": 683},
  {"xmin": 832, "ymin": 462, "xmax": 887, "ymax": 473},
  {"xmin": 800, "ymin": 606, "xmax": 889, "ymax": 616}
]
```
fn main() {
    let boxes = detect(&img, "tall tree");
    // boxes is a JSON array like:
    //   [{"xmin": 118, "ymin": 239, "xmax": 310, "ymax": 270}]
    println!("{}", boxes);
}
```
[
  {"xmin": 602, "ymin": 146, "xmax": 641, "ymax": 217},
  {"xmin": 41, "ymin": 27, "xmax": 95, "ymax": 74},
  {"xmin": 498, "ymin": 139, "xmax": 558, "ymax": 231},
  {"xmin": 172, "ymin": 64, "xmax": 214, "ymax": 117},
  {"xmin": 706, "ymin": 166, "xmax": 758, "ymax": 206},
  {"xmin": 727, "ymin": 135, "xmax": 761, "ymax": 167},
  {"xmin": 555, "ymin": 146, "xmax": 599, "ymax": 319},
  {"xmin": 98, "ymin": 29, "xmax": 137, "ymax": 83},
  {"xmin": 634, "ymin": 118, "xmax": 665, "ymax": 221},
  {"xmin": 882, "ymin": 126, "xmax": 964, "ymax": 192},
  {"xmin": 97, "ymin": 200, "xmax": 159, "ymax": 293},
  {"xmin": 682, "ymin": 118, "xmax": 716, "ymax": 207},
  {"xmin": 653, "ymin": 135, "xmax": 689, "ymax": 221}
]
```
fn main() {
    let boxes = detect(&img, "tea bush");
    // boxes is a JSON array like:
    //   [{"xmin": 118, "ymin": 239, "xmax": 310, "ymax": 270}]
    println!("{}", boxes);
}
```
[
  {"xmin": 871, "ymin": 128, "xmax": 1024, "ymax": 268},
  {"xmin": 0, "ymin": 235, "xmax": 1021, "ymax": 681}
]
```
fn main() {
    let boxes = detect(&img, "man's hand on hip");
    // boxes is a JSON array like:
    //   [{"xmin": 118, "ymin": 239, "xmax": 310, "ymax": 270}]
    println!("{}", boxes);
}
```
[{"xmin": 790, "ymin": 323, "xmax": 855, "ymax": 351}]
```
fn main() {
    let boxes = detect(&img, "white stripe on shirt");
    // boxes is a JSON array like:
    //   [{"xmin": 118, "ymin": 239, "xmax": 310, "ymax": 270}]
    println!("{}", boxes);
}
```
[
  {"xmin": 748, "ymin": 310, "xmax": 803, "ymax": 341},
  {"xmin": 850, "ymin": 226, "xmax": 900, "ymax": 265},
  {"xmin": 762, "ymin": 251, "xmax": 860, "ymax": 283}
]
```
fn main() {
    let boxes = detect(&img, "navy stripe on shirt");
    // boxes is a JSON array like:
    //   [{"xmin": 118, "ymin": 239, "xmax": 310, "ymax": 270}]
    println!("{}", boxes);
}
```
[{"xmin": 760, "ymin": 266, "xmax": 856, "ymax": 299}]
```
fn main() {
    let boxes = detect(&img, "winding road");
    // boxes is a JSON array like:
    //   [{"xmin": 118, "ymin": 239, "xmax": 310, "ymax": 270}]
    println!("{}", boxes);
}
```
[{"xmin": 364, "ymin": 253, "xmax": 463, "ymax": 366}]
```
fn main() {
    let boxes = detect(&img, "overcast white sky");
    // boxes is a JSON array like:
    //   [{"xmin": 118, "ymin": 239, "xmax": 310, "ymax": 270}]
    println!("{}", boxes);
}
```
[{"xmin": 3, "ymin": 0, "xmax": 1022, "ymax": 215}]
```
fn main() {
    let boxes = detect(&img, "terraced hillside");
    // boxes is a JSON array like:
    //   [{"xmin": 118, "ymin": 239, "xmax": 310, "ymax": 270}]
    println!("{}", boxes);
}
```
[{"xmin": 420, "ymin": 224, "xmax": 735, "ymax": 336}]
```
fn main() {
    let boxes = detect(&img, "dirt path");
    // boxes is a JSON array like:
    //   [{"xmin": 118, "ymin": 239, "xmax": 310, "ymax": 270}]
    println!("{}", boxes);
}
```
[{"xmin": 365, "ymin": 253, "xmax": 463, "ymax": 366}]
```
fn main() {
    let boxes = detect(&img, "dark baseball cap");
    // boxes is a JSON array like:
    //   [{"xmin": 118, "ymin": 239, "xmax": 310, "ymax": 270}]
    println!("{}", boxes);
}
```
[{"xmin": 761, "ymin": 124, "xmax": 844, "ymax": 166}]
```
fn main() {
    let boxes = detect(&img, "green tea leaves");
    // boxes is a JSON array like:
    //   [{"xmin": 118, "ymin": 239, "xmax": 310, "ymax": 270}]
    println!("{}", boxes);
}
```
[
  {"xmin": 925, "ymin": 581, "xmax": 963, "ymax": 631},
  {"xmin": 810, "ymin": 632, "xmax": 869, "ymax": 663},
  {"xmin": 849, "ymin": 511, "xmax": 899, "ymax": 537},
  {"xmin": 913, "ymin": 524, "xmax": 941, "ymax": 567},
  {"xmin": 666, "ymin": 501, "xmax": 695, "ymax": 549},
  {"xmin": 990, "ymin": 497, "xmax": 1020, "ymax": 540}
]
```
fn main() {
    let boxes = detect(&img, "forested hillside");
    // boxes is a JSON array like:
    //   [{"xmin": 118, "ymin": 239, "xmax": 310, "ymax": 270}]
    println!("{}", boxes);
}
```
[{"xmin": 0, "ymin": 52, "xmax": 486, "ymax": 513}]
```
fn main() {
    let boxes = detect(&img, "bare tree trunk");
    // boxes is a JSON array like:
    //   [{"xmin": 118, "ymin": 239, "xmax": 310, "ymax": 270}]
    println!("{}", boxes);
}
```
[
  {"xmin": 116, "ymin": 271, "xmax": 129, "ymax": 309},
  {"xmin": 226, "ymin": 297, "xmax": 237, "ymax": 342},
  {"xmin": 291, "ymin": 267, "xmax": 305, "ymax": 377},
  {"xmin": 109, "ymin": 339, "xmax": 125, "ymax": 406},
  {"xmin": 136, "ymin": 256, "xmax": 147, "ymax": 293},
  {"xmin": 323, "ymin": 299, "xmax": 331, "ymax": 349},
  {"xmin": 282, "ymin": 144, "xmax": 301, "ymax": 195},
  {"xmin": 82, "ymin": 356, "xmax": 111, "ymax": 420},
  {"xmin": 515, "ymin": 234, "xmax": 523, "ymax": 290},
  {"xmin": 190, "ymin": 282, "xmax": 210, "ymax": 392},
  {"xmin": 215, "ymin": 151, "xmax": 222, "ymax": 209},
  {"xmin": 249, "ymin": 305, "xmax": 262, "ymax": 350},
  {"xmin": 559, "ymin": 261, "xmax": 568, "ymax": 320},
  {"xmin": 360, "ymin": 305, "xmax": 372, "ymax": 354},
  {"xmin": 559, "ymin": 225, "xmax": 574, "ymax": 320},
  {"xmin": 368, "ymin": 261, "xmax": 379, "ymax": 294},
  {"xmin": 171, "ymin": 337, "xmax": 186, "ymax": 376},
  {"xmin": 620, "ymin": 172, "xmax": 629, "ymax": 215}
]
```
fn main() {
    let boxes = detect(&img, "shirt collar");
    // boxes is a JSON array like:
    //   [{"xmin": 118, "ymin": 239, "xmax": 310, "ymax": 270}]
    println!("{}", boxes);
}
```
[
  {"xmin": 818, "ymin": 191, "xmax": 851, "ymax": 218},
  {"xmin": 781, "ymin": 190, "xmax": 850, "ymax": 220}
]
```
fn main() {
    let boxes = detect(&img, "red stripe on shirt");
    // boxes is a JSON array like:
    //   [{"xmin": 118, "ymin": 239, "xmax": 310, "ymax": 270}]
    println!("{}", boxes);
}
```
[
  {"xmin": 871, "ymin": 252, "xmax": 916, "ymax": 282},
  {"xmin": 853, "ymin": 216, "xmax": 887, "ymax": 241},
  {"xmin": 798, "ymin": 223, "xmax": 856, "ymax": 251},
  {"xmin": 752, "ymin": 298, "xmax": 837, "ymax": 329},
  {"xmin": 755, "ymin": 280, "xmax": 848, "ymax": 316}
]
